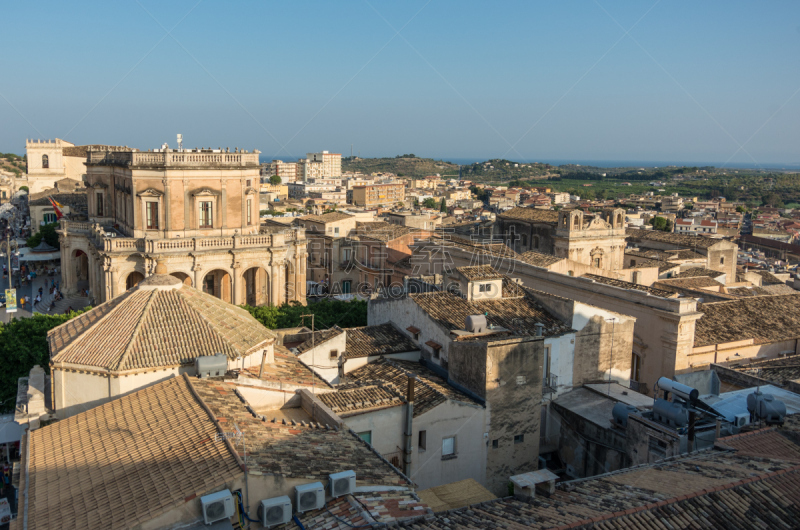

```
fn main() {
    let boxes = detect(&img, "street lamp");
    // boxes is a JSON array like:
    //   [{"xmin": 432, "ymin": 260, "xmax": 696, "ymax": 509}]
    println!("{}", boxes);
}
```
[{"xmin": 1, "ymin": 231, "xmax": 19, "ymax": 291}]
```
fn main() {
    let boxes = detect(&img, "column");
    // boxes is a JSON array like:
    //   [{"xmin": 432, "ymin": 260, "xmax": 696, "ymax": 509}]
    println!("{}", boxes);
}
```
[
  {"xmin": 270, "ymin": 262, "xmax": 280, "ymax": 306},
  {"xmin": 110, "ymin": 267, "xmax": 119, "ymax": 300},
  {"xmin": 193, "ymin": 264, "xmax": 202, "ymax": 291},
  {"xmin": 231, "ymin": 264, "xmax": 241, "ymax": 305}
]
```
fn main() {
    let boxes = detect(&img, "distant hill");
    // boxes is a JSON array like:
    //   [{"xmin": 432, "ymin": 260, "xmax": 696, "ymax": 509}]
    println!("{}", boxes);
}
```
[{"xmin": 343, "ymin": 156, "xmax": 459, "ymax": 179}]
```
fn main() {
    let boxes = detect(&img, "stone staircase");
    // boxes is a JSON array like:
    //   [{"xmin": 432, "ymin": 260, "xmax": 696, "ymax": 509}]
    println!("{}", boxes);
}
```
[{"xmin": 34, "ymin": 292, "xmax": 91, "ymax": 315}]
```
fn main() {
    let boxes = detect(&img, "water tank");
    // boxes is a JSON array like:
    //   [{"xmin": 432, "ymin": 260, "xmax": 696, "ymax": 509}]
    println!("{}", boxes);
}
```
[
  {"xmin": 196, "ymin": 353, "xmax": 228, "ymax": 378},
  {"xmin": 612, "ymin": 403, "xmax": 638, "ymax": 428},
  {"xmin": 747, "ymin": 390, "xmax": 787, "ymax": 425},
  {"xmin": 656, "ymin": 377, "xmax": 699, "ymax": 403},
  {"xmin": 465, "ymin": 314, "xmax": 487, "ymax": 333},
  {"xmin": 653, "ymin": 398, "xmax": 689, "ymax": 428}
]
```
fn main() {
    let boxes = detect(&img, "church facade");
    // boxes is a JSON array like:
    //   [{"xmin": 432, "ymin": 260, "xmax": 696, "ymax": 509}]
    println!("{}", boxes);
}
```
[{"xmin": 58, "ymin": 145, "xmax": 307, "ymax": 306}]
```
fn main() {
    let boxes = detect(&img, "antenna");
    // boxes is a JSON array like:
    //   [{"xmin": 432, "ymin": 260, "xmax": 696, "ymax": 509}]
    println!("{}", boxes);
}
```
[{"xmin": 177, "ymin": 133, "xmax": 183, "ymax": 152}]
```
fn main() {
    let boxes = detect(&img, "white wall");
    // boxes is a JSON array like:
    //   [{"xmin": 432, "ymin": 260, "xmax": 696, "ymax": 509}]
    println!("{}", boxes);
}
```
[
  {"xmin": 298, "ymin": 333, "xmax": 347, "ymax": 383},
  {"xmin": 545, "ymin": 334, "xmax": 575, "ymax": 398}
]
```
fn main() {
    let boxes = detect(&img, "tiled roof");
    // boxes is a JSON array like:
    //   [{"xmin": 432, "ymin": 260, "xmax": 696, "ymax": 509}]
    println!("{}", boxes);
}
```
[
  {"xmin": 417, "ymin": 478, "xmax": 496, "ymax": 512},
  {"xmin": 455, "ymin": 264, "xmax": 504, "ymax": 280},
  {"xmin": 716, "ymin": 427, "xmax": 800, "ymax": 462},
  {"xmin": 626, "ymin": 228, "xmax": 728, "ymax": 249},
  {"xmin": 318, "ymin": 382, "xmax": 404, "ymax": 414},
  {"xmin": 344, "ymin": 323, "xmax": 418, "ymax": 358},
  {"xmin": 726, "ymin": 286, "xmax": 773, "ymax": 297},
  {"xmin": 626, "ymin": 248, "xmax": 705, "ymax": 261},
  {"xmin": 732, "ymin": 354, "xmax": 800, "ymax": 385},
  {"xmin": 283, "ymin": 490, "xmax": 432, "ymax": 529},
  {"xmin": 302, "ymin": 212, "xmax": 354, "ymax": 223},
  {"xmin": 694, "ymin": 294, "xmax": 800, "ymax": 347},
  {"xmin": 238, "ymin": 344, "xmax": 331, "ymax": 388},
  {"xmin": 28, "ymin": 190, "xmax": 88, "ymax": 209},
  {"xmin": 755, "ymin": 270, "xmax": 785, "ymax": 285},
  {"xmin": 409, "ymin": 289, "xmax": 571, "ymax": 338},
  {"xmin": 583, "ymin": 274, "xmax": 677, "ymax": 298},
  {"xmin": 354, "ymin": 221, "xmax": 426, "ymax": 242},
  {"xmin": 49, "ymin": 276, "xmax": 276, "ymax": 372},
  {"xmin": 655, "ymin": 276, "xmax": 724, "ymax": 290},
  {"xmin": 295, "ymin": 326, "xmax": 345, "ymax": 353},
  {"xmin": 20, "ymin": 376, "xmax": 241, "ymax": 530},
  {"xmin": 404, "ymin": 450, "xmax": 800, "ymax": 530},
  {"xmin": 189, "ymin": 378, "xmax": 410, "ymax": 486},
  {"xmin": 498, "ymin": 207, "xmax": 559, "ymax": 224},
  {"xmin": 346, "ymin": 358, "xmax": 480, "ymax": 417},
  {"xmin": 517, "ymin": 250, "xmax": 563, "ymax": 267},
  {"xmin": 62, "ymin": 144, "xmax": 130, "ymax": 158},
  {"xmin": 673, "ymin": 267, "xmax": 726, "ymax": 279}
]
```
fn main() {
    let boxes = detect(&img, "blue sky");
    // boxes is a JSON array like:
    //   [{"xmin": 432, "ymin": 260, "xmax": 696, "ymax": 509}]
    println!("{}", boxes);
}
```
[{"xmin": 1, "ymin": 1, "xmax": 799, "ymax": 166}]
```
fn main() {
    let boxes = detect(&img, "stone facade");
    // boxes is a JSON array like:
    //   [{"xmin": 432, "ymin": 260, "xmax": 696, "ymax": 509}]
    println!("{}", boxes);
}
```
[{"xmin": 57, "ymin": 146, "xmax": 307, "ymax": 306}]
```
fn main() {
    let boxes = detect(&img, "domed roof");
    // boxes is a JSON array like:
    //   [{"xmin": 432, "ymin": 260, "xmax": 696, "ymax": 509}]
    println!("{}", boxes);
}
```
[{"xmin": 48, "ymin": 274, "xmax": 276, "ymax": 373}]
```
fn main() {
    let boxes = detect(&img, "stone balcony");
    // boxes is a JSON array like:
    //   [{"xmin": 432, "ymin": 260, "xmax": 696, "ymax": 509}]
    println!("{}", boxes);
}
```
[
  {"xmin": 59, "ymin": 219, "xmax": 304, "ymax": 255},
  {"xmin": 86, "ymin": 149, "xmax": 261, "ymax": 168}
]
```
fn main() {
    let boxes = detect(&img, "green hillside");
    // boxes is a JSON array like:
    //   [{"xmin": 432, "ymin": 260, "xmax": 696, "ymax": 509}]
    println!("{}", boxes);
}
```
[{"xmin": 342, "ymin": 156, "xmax": 459, "ymax": 179}]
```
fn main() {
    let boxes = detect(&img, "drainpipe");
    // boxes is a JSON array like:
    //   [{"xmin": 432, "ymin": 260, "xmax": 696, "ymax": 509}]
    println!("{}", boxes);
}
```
[
  {"xmin": 403, "ymin": 377, "xmax": 415, "ymax": 476},
  {"xmin": 688, "ymin": 410, "xmax": 696, "ymax": 452}
]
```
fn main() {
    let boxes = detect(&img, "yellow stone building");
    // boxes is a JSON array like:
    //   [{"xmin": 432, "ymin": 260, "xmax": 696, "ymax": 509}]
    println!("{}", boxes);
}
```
[{"xmin": 58, "ymin": 146, "xmax": 307, "ymax": 306}]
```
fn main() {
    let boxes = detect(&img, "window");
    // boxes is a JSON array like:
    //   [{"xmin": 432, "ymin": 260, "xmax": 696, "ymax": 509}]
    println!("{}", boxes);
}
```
[
  {"xmin": 96, "ymin": 193, "xmax": 104, "ymax": 216},
  {"xmin": 246, "ymin": 179, "xmax": 251, "ymax": 187},
  {"xmin": 720, "ymin": 256, "xmax": 725, "ymax": 265},
  {"xmin": 343, "ymin": 249, "xmax": 352, "ymax": 262},
  {"xmin": 442, "ymin": 436, "xmax": 456, "ymax": 457},
  {"xmin": 492, "ymin": 439, "xmax": 499, "ymax": 449},
  {"xmin": 246, "ymin": 199, "xmax": 252, "ymax": 225},
  {"xmin": 630, "ymin": 259, "xmax": 636, "ymax": 267},
  {"xmin": 532, "ymin": 235, "xmax": 539, "ymax": 249},
  {"xmin": 146, "ymin": 202, "xmax": 159, "ymax": 230},
  {"xmin": 418, "ymin": 430, "xmax": 427, "ymax": 451},
  {"xmin": 334, "ymin": 226, "xmax": 340, "ymax": 236},
  {"xmin": 199, "ymin": 201, "xmax": 213, "ymax": 228},
  {"xmin": 593, "ymin": 257, "xmax": 601, "ymax": 268},
  {"xmin": 568, "ymin": 270, "xmax": 574, "ymax": 276},
  {"xmin": 632, "ymin": 271, "xmax": 641, "ymax": 284},
  {"xmin": 479, "ymin": 283, "xmax": 491, "ymax": 293},
  {"xmin": 43, "ymin": 213, "xmax": 57, "ymax": 224},
  {"xmin": 631, "ymin": 352, "xmax": 641, "ymax": 382},
  {"xmin": 1, "ymin": 191, "xmax": 6, "ymax": 199},
  {"xmin": 514, "ymin": 434, "xmax": 524, "ymax": 444},
  {"xmin": 42, "ymin": 154, "xmax": 49, "ymax": 169},
  {"xmin": 329, "ymin": 349, "xmax": 338, "ymax": 360},
  {"xmin": 357, "ymin": 431, "xmax": 372, "ymax": 445},
  {"xmin": 342, "ymin": 280, "xmax": 351, "ymax": 294}
]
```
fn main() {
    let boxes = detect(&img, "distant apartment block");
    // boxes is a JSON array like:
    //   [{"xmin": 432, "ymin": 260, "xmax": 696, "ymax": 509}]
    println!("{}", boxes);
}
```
[
  {"xmin": 265, "ymin": 159, "xmax": 298, "ymax": 183},
  {"xmin": 352, "ymin": 183, "xmax": 405, "ymax": 207},
  {"xmin": 674, "ymin": 217, "xmax": 718, "ymax": 235},
  {"xmin": 297, "ymin": 151, "xmax": 342, "ymax": 181}
]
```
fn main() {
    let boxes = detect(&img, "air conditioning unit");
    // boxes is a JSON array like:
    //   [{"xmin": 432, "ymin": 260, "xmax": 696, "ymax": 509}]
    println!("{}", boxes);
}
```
[
  {"xmin": 734, "ymin": 412, "xmax": 750, "ymax": 428},
  {"xmin": 258, "ymin": 496, "xmax": 292, "ymax": 527},
  {"xmin": 200, "ymin": 489, "xmax": 235, "ymax": 525},
  {"xmin": 329, "ymin": 470, "xmax": 356, "ymax": 498},
  {"xmin": 295, "ymin": 482, "xmax": 325, "ymax": 513}
]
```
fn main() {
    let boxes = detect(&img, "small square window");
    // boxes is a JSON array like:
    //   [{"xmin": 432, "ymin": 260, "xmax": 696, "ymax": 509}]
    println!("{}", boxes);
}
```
[
  {"xmin": 246, "ymin": 179, "xmax": 252, "ymax": 187},
  {"xmin": 492, "ymin": 439, "xmax": 499, "ymax": 449},
  {"xmin": 442, "ymin": 436, "xmax": 456, "ymax": 457},
  {"xmin": 329, "ymin": 349, "xmax": 338, "ymax": 360},
  {"xmin": 514, "ymin": 434, "xmax": 524, "ymax": 444},
  {"xmin": 357, "ymin": 431, "xmax": 372, "ymax": 445}
]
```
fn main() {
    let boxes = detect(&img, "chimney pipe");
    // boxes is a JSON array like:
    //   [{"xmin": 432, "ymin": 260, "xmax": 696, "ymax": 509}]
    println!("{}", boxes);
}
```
[
  {"xmin": 403, "ymin": 377, "xmax": 415, "ymax": 476},
  {"xmin": 534, "ymin": 323, "xmax": 545, "ymax": 337}
]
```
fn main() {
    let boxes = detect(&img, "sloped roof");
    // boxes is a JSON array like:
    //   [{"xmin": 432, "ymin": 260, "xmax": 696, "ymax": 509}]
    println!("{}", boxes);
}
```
[
  {"xmin": 19, "ymin": 376, "xmax": 241, "ymax": 530},
  {"xmin": 302, "ymin": 212, "xmax": 354, "ymax": 223},
  {"xmin": 732, "ymin": 354, "xmax": 800, "ymax": 386},
  {"xmin": 655, "ymin": 276, "xmax": 724, "ymax": 290},
  {"xmin": 673, "ymin": 267, "xmax": 726, "ymax": 279},
  {"xmin": 626, "ymin": 227, "xmax": 732, "ymax": 249},
  {"xmin": 694, "ymin": 294, "xmax": 800, "ymax": 347},
  {"xmin": 344, "ymin": 323, "xmax": 418, "ymax": 358},
  {"xmin": 498, "ymin": 207, "xmax": 559, "ymax": 224},
  {"xmin": 48, "ymin": 274, "xmax": 276, "ymax": 372},
  {"xmin": 754, "ymin": 270, "xmax": 785, "ymax": 285},
  {"xmin": 455, "ymin": 264, "xmax": 504, "ymax": 281},
  {"xmin": 318, "ymin": 382, "xmax": 404, "ymax": 414},
  {"xmin": 354, "ymin": 221, "xmax": 426, "ymax": 242},
  {"xmin": 295, "ymin": 326, "xmax": 345, "ymax": 353},
  {"xmin": 409, "ymin": 289, "xmax": 570, "ymax": 339},
  {"xmin": 407, "ymin": 449, "xmax": 800, "ymax": 530},
  {"xmin": 345, "ymin": 358, "xmax": 480, "ymax": 417},
  {"xmin": 517, "ymin": 250, "xmax": 563, "ymax": 268},
  {"xmin": 583, "ymin": 274, "xmax": 677, "ymax": 298}
]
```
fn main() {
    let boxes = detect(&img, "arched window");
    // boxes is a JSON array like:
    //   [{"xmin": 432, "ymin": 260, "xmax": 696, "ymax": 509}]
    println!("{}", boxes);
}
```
[
  {"xmin": 532, "ymin": 235, "xmax": 540, "ymax": 249},
  {"xmin": 616, "ymin": 214, "xmax": 622, "ymax": 226},
  {"xmin": 573, "ymin": 215, "xmax": 580, "ymax": 229},
  {"xmin": 42, "ymin": 154, "xmax": 49, "ymax": 169}
]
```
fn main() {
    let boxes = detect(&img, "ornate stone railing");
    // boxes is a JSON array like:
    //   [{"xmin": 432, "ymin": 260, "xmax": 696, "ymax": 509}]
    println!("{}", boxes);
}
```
[{"xmin": 87, "ymin": 150, "xmax": 260, "ymax": 167}]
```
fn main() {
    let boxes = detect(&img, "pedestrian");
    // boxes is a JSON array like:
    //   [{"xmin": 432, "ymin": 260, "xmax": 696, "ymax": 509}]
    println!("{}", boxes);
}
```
[
  {"xmin": 38, "ymin": 287, "xmax": 43, "ymax": 297},
  {"xmin": 65, "ymin": 306, "xmax": 73, "ymax": 314},
  {"xmin": 51, "ymin": 278, "xmax": 55, "ymax": 289},
  {"xmin": 34, "ymin": 294, "xmax": 41, "ymax": 306}
]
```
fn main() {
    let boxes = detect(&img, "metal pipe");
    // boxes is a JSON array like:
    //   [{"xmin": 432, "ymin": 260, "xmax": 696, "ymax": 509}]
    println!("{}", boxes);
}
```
[
  {"xmin": 688, "ymin": 411, "xmax": 696, "ymax": 452},
  {"xmin": 403, "ymin": 377, "xmax": 415, "ymax": 476}
]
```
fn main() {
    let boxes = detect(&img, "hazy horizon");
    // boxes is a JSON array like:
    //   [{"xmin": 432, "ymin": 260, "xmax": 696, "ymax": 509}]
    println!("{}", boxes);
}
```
[{"xmin": 2, "ymin": 1, "xmax": 799, "ymax": 167}]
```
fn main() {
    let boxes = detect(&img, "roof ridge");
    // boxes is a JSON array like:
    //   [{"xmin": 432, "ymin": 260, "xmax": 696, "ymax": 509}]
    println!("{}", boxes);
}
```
[
  {"xmin": 181, "ymin": 374, "xmax": 245, "ymax": 470},
  {"xmin": 50, "ymin": 289, "xmax": 138, "ymax": 365},
  {"xmin": 716, "ymin": 426, "xmax": 776, "ymax": 442},
  {"xmin": 113, "ymin": 288, "xmax": 158, "ymax": 371},
  {"xmin": 549, "ymin": 463, "xmax": 800, "ymax": 530}
]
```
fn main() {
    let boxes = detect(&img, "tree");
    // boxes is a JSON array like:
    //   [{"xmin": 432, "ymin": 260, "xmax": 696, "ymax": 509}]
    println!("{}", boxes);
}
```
[
  {"xmin": 649, "ymin": 216, "xmax": 671, "ymax": 232},
  {"xmin": 422, "ymin": 198, "xmax": 438, "ymax": 209},
  {"xmin": 27, "ymin": 222, "xmax": 60, "ymax": 249},
  {"xmin": 0, "ymin": 310, "xmax": 89, "ymax": 411},
  {"xmin": 269, "ymin": 175, "xmax": 281, "ymax": 186},
  {"xmin": 440, "ymin": 198, "xmax": 447, "ymax": 212},
  {"xmin": 762, "ymin": 193, "xmax": 784, "ymax": 208},
  {"xmin": 241, "ymin": 299, "xmax": 367, "ymax": 330},
  {"xmin": 19, "ymin": 186, "xmax": 28, "ymax": 192}
]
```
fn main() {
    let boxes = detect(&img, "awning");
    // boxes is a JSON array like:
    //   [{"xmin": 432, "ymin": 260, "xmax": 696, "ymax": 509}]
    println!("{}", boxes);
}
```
[
  {"xmin": 17, "ymin": 247, "xmax": 61, "ymax": 262},
  {"xmin": 0, "ymin": 415, "xmax": 22, "ymax": 444}
]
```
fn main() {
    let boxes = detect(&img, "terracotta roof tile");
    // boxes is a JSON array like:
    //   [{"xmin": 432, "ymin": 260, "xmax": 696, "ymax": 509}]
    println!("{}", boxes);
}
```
[
  {"xmin": 49, "ymin": 277, "xmax": 276, "ymax": 372},
  {"xmin": 583, "ymin": 274, "xmax": 677, "ymax": 298},
  {"xmin": 319, "ymin": 383, "xmax": 404, "ymax": 414},
  {"xmin": 517, "ymin": 250, "xmax": 563, "ymax": 268},
  {"xmin": 498, "ymin": 207, "xmax": 560, "ymax": 224},
  {"xmin": 344, "ymin": 323, "xmax": 418, "ymax": 358},
  {"xmin": 455, "ymin": 265, "xmax": 505, "ymax": 280},
  {"xmin": 694, "ymin": 294, "xmax": 800, "ymax": 347},
  {"xmin": 673, "ymin": 267, "xmax": 726, "ymax": 279},
  {"xmin": 626, "ymin": 228, "xmax": 731, "ymax": 249}
]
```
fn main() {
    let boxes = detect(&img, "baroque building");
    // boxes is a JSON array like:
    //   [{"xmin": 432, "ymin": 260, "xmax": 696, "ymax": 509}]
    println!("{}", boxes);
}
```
[{"xmin": 58, "ymin": 145, "xmax": 307, "ymax": 305}]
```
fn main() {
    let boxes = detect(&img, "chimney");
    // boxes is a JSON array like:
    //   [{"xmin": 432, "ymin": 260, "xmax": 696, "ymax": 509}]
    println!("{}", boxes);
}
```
[
  {"xmin": 258, "ymin": 344, "xmax": 276, "ymax": 378},
  {"xmin": 534, "ymin": 323, "xmax": 545, "ymax": 337},
  {"xmin": 403, "ymin": 377, "xmax": 415, "ymax": 476}
]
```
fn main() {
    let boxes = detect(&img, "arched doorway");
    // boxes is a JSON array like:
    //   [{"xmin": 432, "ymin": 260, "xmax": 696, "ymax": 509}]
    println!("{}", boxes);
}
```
[
  {"xmin": 203, "ymin": 269, "xmax": 232, "ymax": 303},
  {"xmin": 170, "ymin": 272, "xmax": 193, "ymax": 287},
  {"xmin": 126, "ymin": 271, "xmax": 144, "ymax": 290},
  {"xmin": 242, "ymin": 266, "xmax": 268, "ymax": 306},
  {"xmin": 72, "ymin": 250, "xmax": 90, "ymax": 291}
]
